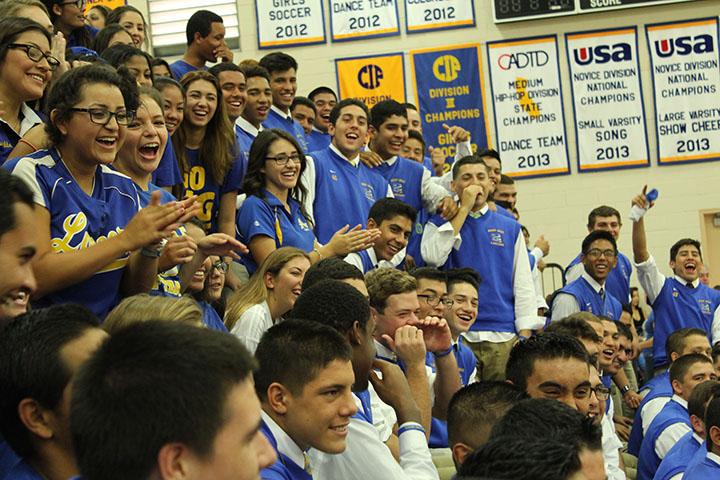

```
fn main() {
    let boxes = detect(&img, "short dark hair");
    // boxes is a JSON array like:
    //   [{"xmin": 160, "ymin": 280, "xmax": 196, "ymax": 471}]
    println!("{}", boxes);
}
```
[
  {"xmin": 291, "ymin": 96, "xmax": 316, "ymax": 113},
  {"xmin": 670, "ymin": 353, "xmax": 713, "ymax": 385},
  {"xmin": 499, "ymin": 174, "xmax": 514, "ymax": 185},
  {"xmin": 581, "ymin": 230, "xmax": 617, "ymax": 255},
  {"xmin": 100, "ymin": 43, "xmax": 152, "ymax": 77},
  {"xmin": 0, "ymin": 170, "xmax": 34, "ymax": 238},
  {"xmin": 713, "ymin": 343, "xmax": 720, "ymax": 363},
  {"xmin": 208, "ymin": 61, "xmax": 244, "ymax": 78},
  {"xmin": 545, "ymin": 317, "xmax": 602, "ymax": 344},
  {"xmin": 254, "ymin": 319, "xmax": 352, "ymax": 400},
  {"xmin": 705, "ymin": 397, "xmax": 720, "ymax": 449},
  {"xmin": 291, "ymin": 280, "xmax": 371, "ymax": 335},
  {"xmin": 476, "ymin": 148, "xmax": 502, "ymax": 165},
  {"xmin": 91, "ymin": 24, "xmax": 131, "ymax": 55},
  {"xmin": 0, "ymin": 17, "xmax": 52, "ymax": 65},
  {"xmin": 153, "ymin": 75, "xmax": 184, "ymax": 97},
  {"xmin": 241, "ymin": 64, "xmax": 271, "ymax": 83},
  {"xmin": 666, "ymin": 328, "xmax": 709, "ymax": 361},
  {"xmin": 105, "ymin": 5, "xmax": 146, "ymax": 33},
  {"xmin": 308, "ymin": 86, "xmax": 337, "ymax": 102},
  {"xmin": 150, "ymin": 57, "xmax": 172, "ymax": 73},
  {"xmin": 616, "ymin": 322, "xmax": 633, "ymax": 341},
  {"xmin": 0, "ymin": 305, "xmax": 100, "ymax": 457},
  {"xmin": 259, "ymin": 51, "xmax": 298, "ymax": 75},
  {"xmin": 369, "ymin": 99, "xmax": 407, "ymax": 130},
  {"xmin": 409, "ymin": 267, "xmax": 447, "ymax": 285},
  {"xmin": 302, "ymin": 258, "xmax": 364, "ymax": 290},
  {"xmin": 329, "ymin": 98, "xmax": 369, "ymax": 127},
  {"xmin": 587, "ymin": 205, "xmax": 621, "ymax": 229},
  {"xmin": 670, "ymin": 238, "xmax": 702, "ymax": 262},
  {"xmin": 688, "ymin": 381, "xmax": 720, "ymax": 421},
  {"xmin": 446, "ymin": 268, "xmax": 482, "ymax": 292},
  {"xmin": 452, "ymin": 154, "xmax": 488, "ymax": 180},
  {"xmin": 185, "ymin": 10, "xmax": 223, "ymax": 45},
  {"xmin": 447, "ymin": 381, "xmax": 527, "ymax": 449},
  {"xmin": 368, "ymin": 198, "xmax": 417, "ymax": 225},
  {"xmin": 506, "ymin": 333, "xmax": 590, "ymax": 390},
  {"xmin": 71, "ymin": 321, "xmax": 256, "ymax": 480},
  {"xmin": 406, "ymin": 129, "xmax": 425, "ymax": 149},
  {"xmin": 403, "ymin": 102, "xmax": 418, "ymax": 111}
]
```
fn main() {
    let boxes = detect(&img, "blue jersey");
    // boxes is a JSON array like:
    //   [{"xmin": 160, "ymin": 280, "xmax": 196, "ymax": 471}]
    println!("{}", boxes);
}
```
[
  {"xmin": 169, "ymin": 60, "xmax": 205, "ymax": 81},
  {"xmin": 182, "ymin": 147, "xmax": 245, "ymax": 233},
  {"xmin": 6, "ymin": 149, "xmax": 139, "ymax": 318},
  {"xmin": 260, "ymin": 421, "xmax": 312, "ymax": 480},
  {"xmin": 236, "ymin": 190, "xmax": 315, "ymax": 274},
  {"xmin": 263, "ymin": 108, "xmax": 308, "ymax": 152},
  {"xmin": 310, "ymin": 147, "xmax": 389, "ymax": 244},
  {"xmin": 651, "ymin": 279, "xmax": 720, "ymax": 367},
  {"xmin": 306, "ymin": 129, "xmax": 331, "ymax": 153},
  {"xmin": 683, "ymin": 452, "xmax": 720, "ymax": 479},
  {"xmin": 628, "ymin": 371, "xmax": 672, "ymax": 456},
  {"xmin": 638, "ymin": 398, "xmax": 690, "ymax": 480},
  {"xmin": 0, "ymin": 104, "xmax": 43, "ymax": 166},
  {"xmin": 198, "ymin": 300, "xmax": 228, "ymax": 332},
  {"xmin": 427, "ymin": 209, "xmax": 525, "ymax": 333},
  {"xmin": 566, "ymin": 251, "xmax": 632, "ymax": 303},
  {"xmin": 654, "ymin": 431, "xmax": 702, "ymax": 480},
  {"xmin": 554, "ymin": 276, "xmax": 623, "ymax": 320},
  {"xmin": 235, "ymin": 124, "xmax": 256, "ymax": 159},
  {"xmin": 151, "ymin": 141, "xmax": 182, "ymax": 188}
]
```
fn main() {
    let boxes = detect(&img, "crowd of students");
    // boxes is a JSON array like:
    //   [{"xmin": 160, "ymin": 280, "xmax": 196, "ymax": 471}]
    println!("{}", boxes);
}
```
[{"xmin": 1, "ymin": 2, "xmax": 720, "ymax": 480}]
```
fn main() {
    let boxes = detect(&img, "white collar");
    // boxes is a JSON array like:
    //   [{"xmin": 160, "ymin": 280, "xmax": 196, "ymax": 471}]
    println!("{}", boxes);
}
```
[
  {"xmin": 468, "ymin": 203, "xmax": 490, "ymax": 217},
  {"xmin": 694, "ymin": 432, "xmax": 705, "ymax": 444},
  {"xmin": 329, "ymin": 143, "xmax": 360, "ymax": 167},
  {"xmin": 383, "ymin": 155, "xmax": 398, "ymax": 166},
  {"xmin": 0, "ymin": 103, "xmax": 42, "ymax": 136},
  {"xmin": 581, "ymin": 271, "xmax": 606, "ymax": 293},
  {"xmin": 374, "ymin": 339, "xmax": 396, "ymax": 362},
  {"xmin": 271, "ymin": 104, "xmax": 292, "ymax": 120},
  {"xmin": 671, "ymin": 394, "xmax": 688, "ymax": 409},
  {"xmin": 674, "ymin": 275, "xmax": 699, "ymax": 288},
  {"xmin": 236, "ymin": 116, "xmax": 262, "ymax": 137},
  {"xmin": 261, "ymin": 410, "xmax": 306, "ymax": 469},
  {"xmin": 707, "ymin": 451, "xmax": 720, "ymax": 466}
]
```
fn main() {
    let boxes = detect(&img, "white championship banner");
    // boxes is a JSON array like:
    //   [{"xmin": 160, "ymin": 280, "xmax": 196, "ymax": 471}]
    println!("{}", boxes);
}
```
[
  {"xmin": 329, "ymin": 0, "xmax": 400, "ymax": 42},
  {"xmin": 255, "ymin": 0, "xmax": 326, "ymax": 49},
  {"xmin": 404, "ymin": 0, "xmax": 475, "ymax": 34}
]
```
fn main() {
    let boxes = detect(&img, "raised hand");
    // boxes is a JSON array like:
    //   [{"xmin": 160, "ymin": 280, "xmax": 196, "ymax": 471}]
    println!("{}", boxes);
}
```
[
  {"xmin": 383, "ymin": 325, "xmax": 426, "ymax": 368},
  {"xmin": 197, "ymin": 233, "xmax": 248, "ymax": 259},
  {"xmin": 326, "ymin": 224, "xmax": 381, "ymax": 256},
  {"xmin": 409, "ymin": 316, "xmax": 452, "ymax": 353},
  {"xmin": 442, "ymin": 123, "xmax": 470, "ymax": 143}
]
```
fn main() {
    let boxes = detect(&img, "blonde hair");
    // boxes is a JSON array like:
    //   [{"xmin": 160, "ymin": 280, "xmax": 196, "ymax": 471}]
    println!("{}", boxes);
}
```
[
  {"xmin": 565, "ymin": 311, "xmax": 603, "ymax": 327},
  {"xmin": 103, "ymin": 294, "xmax": 204, "ymax": 334},
  {"xmin": 225, "ymin": 247, "xmax": 310, "ymax": 330},
  {"xmin": 365, "ymin": 268, "xmax": 417, "ymax": 312}
]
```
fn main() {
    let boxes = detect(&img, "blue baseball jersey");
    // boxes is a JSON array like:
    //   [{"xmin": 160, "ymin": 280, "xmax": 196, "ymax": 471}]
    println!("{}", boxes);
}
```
[
  {"xmin": 236, "ymin": 190, "xmax": 315, "ymax": 274},
  {"xmin": 637, "ymin": 398, "xmax": 690, "ymax": 480},
  {"xmin": 182, "ymin": 147, "xmax": 245, "ymax": 233},
  {"xmin": 310, "ymin": 147, "xmax": 389, "ymax": 244},
  {"xmin": 628, "ymin": 371, "xmax": 672, "ymax": 456},
  {"xmin": 263, "ymin": 108, "xmax": 308, "ymax": 152},
  {"xmin": 554, "ymin": 276, "xmax": 623, "ymax": 320},
  {"xmin": 306, "ymin": 129, "xmax": 331, "ymax": 153},
  {"xmin": 566, "ymin": 251, "xmax": 633, "ymax": 303},
  {"xmin": 169, "ymin": 60, "xmax": 205, "ymax": 81},
  {"xmin": 151, "ymin": 141, "xmax": 182, "ymax": 187},
  {"xmin": 654, "ymin": 431, "xmax": 702, "ymax": 480},
  {"xmin": 6, "ymin": 149, "xmax": 139, "ymax": 318},
  {"xmin": 260, "ymin": 421, "xmax": 312, "ymax": 480}
]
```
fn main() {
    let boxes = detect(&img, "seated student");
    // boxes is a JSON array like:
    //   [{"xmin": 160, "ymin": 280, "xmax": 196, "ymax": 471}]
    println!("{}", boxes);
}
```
[
  {"xmin": 0, "ymin": 170, "xmax": 36, "ymax": 323},
  {"xmin": 344, "ymin": 198, "xmax": 415, "ymax": 273},
  {"xmin": 366, "ymin": 268, "xmax": 461, "ymax": 439},
  {"xmin": 170, "ymin": 10, "xmax": 232, "ymax": 80},
  {"xmin": 684, "ymin": 395, "xmax": 720, "ymax": 478},
  {"xmin": 237, "ymin": 129, "xmax": 376, "ymax": 273},
  {"xmin": 0, "ymin": 305, "xmax": 108, "ymax": 480},
  {"xmin": 290, "ymin": 279, "xmax": 438, "ymax": 480},
  {"xmin": 191, "ymin": 255, "xmax": 229, "ymax": 332},
  {"xmin": 254, "ymin": 320, "xmax": 357, "ymax": 479},
  {"xmin": 638, "ymin": 353, "xmax": 718, "ymax": 479},
  {"xmin": 259, "ymin": 52, "xmax": 308, "ymax": 151},
  {"xmin": 301, "ymin": 257, "xmax": 368, "ymax": 297},
  {"xmin": 521, "ymin": 224, "xmax": 550, "ymax": 317},
  {"xmin": 235, "ymin": 66, "xmax": 272, "ymax": 157},
  {"xmin": 545, "ymin": 316, "xmax": 603, "ymax": 367},
  {"xmin": 6, "ymin": 64, "xmax": 194, "ymax": 318},
  {"xmin": 631, "ymin": 186, "xmax": 720, "ymax": 370},
  {"xmin": 611, "ymin": 323, "xmax": 638, "ymax": 421},
  {"xmin": 301, "ymin": 99, "xmax": 391, "ymax": 245},
  {"xmin": 0, "ymin": 17, "xmax": 54, "ymax": 166},
  {"xmin": 422, "ymin": 155, "xmax": 537, "ymax": 381},
  {"xmin": 654, "ymin": 380, "xmax": 720, "ymax": 480},
  {"xmin": 70, "ymin": 321, "xmax": 276, "ymax": 480},
  {"xmin": 290, "ymin": 96, "xmax": 316, "ymax": 137},
  {"xmin": 225, "ymin": 247, "xmax": 311, "ymax": 353},
  {"xmin": 103, "ymin": 293, "xmax": 204, "ymax": 333},
  {"xmin": 629, "ymin": 328, "xmax": 713, "ymax": 456},
  {"xmin": 588, "ymin": 363, "xmax": 625, "ymax": 480},
  {"xmin": 306, "ymin": 86, "xmax": 336, "ymax": 152},
  {"xmin": 208, "ymin": 62, "xmax": 246, "ymax": 124},
  {"xmin": 551, "ymin": 230, "xmax": 623, "ymax": 322},
  {"xmin": 446, "ymin": 381, "xmax": 527, "ymax": 467}
]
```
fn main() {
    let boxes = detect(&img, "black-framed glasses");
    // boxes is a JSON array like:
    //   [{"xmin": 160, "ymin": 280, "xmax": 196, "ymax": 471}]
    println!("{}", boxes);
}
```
[
  {"xmin": 417, "ymin": 294, "xmax": 453, "ymax": 308},
  {"xmin": 69, "ymin": 107, "xmax": 134, "ymax": 126},
  {"xmin": 60, "ymin": 0, "xmax": 85, "ymax": 9},
  {"xmin": 212, "ymin": 260, "xmax": 229, "ymax": 274},
  {"xmin": 591, "ymin": 385, "xmax": 611, "ymax": 401},
  {"xmin": 586, "ymin": 249, "xmax": 617, "ymax": 259},
  {"xmin": 7, "ymin": 43, "xmax": 60, "ymax": 70},
  {"xmin": 266, "ymin": 153, "xmax": 302, "ymax": 166}
]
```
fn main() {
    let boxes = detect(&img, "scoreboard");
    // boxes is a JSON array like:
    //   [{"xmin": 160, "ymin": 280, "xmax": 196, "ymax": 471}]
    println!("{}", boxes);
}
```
[{"xmin": 493, "ymin": 0, "xmax": 699, "ymax": 23}]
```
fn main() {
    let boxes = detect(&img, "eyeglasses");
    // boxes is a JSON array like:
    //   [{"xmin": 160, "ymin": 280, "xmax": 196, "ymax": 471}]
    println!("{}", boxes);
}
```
[
  {"xmin": 591, "ymin": 385, "xmax": 611, "ymax": 401},
  {"xmin": 212, "ymin": 260, "xmax": 229, "ymax": 274},
  {"xmin": 266, "ymin": 153, "xmax": 302, "ymax": 166},
  {"xmin": 586, "ymin": 249, "xmax": 617, "ymax": 259},
  {"xmin": 7, "ymin": 43, "xmax": 60, "ymax": 70},
  {"xmin": 69, "ymin": 107, "xmax": 134, "ymax": 126},
  {"xmin": 60, "ymin": 0, "xmax": 85, "ymax": 9},
  {"xmin": 417, "ymin": 294, "xmax": 453, "ymax": 308}
]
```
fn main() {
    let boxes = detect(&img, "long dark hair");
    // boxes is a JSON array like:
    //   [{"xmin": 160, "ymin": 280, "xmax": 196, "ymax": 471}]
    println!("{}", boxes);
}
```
[{"xmin": 0, "ymin": 16, "xmax": 52, "ymax": 65}]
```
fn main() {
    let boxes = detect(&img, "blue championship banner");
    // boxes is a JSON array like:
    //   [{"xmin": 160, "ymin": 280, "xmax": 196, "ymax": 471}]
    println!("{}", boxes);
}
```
[
  {"xmin": 410, "ymin": 44, "xmax": 491, "ymax": 162},
  {"xmin": 335, "ymin": 53, "xmax": 406, "ymax": 105},
  {"xmin": 404, "ymin": 0, "xmax": 475, "ymax": 34},
  {"xmin": 255, "ymin": 0, "xmax": 326, "ymax": 49},
  {"xmin": 329, "ymin": 0, "xmax": 400, "ymax": 42}
]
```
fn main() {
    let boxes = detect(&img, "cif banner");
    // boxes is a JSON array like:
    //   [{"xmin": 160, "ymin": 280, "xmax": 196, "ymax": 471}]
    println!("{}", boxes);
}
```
[
  {"xmin": 255, "ymin": 0, "xmax": 326, "ymax": 49},
  {"xmin": 405, "ymin": 0, "xmax": 475, "ymax": 34},
  {"xmin": 335, "ymin": 53, "xmax": 406, "ymax": 106},
  {"xmin": 486, "ymin": 36, "xmax": 569, "ymax": 178},
  {"xmin": 329, "ymin": 0, "xmax": 400, "ymax": 42},
  {"xmin": 410, "ymin": 44, "xmax": 490, "ymax": 161},
  {"xmin": 646, "ymin": 17, "xmax": 720, "ymax": 165},
  {"xmin": 566, "ymin": 27, "xmax": 650, "ymax": 172}
]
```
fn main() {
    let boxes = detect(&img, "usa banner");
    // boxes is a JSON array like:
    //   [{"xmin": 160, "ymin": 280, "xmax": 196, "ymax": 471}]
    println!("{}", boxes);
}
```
[
  {"xmin": 404, "ymin": 0, "xmax": 475, "ymax": 34},
  {"xmin": 410, "ymin": 44, "xmax": 491, "ymax": 162},
  {"xmin": 566, "ymin": 27, "xmax": 650, "ymax": 172},
  {"xmin": 646, "ymin": 17, "xmax": 720, "ymax": 165},
  {"xmin": 329, "ymin": 0, "xmax": 400, "ymax": 42},
  {"xmin": 255, "ymin": 0, "xmax": 326, "ymax": 49},
  {"xmin": 335, "ymin": 53, "xmax": 406, "ymax": 106},
  {"xmin": 486, "ymin": 36, "xmax": 569, "ymax": 178}
]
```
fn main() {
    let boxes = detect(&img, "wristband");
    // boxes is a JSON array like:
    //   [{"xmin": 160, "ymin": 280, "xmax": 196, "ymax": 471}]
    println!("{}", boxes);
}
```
[
  {"xmin": 433, "ymin": 346, "xmax": 453, "ymax": 358},
  {"xmin": 620, "ymin": 385, "xmax": 632, "ymax": 395},
  {"xmin": 313, "ymin": 247, "xmax": 324, "ymax": 260},
  {"xmin": 141, "ymin": 238, "xmax": 167, "ymax": 258},
  {"xmin": 398, "ymin": 422, "xmax": 426, "ymax": 436}
]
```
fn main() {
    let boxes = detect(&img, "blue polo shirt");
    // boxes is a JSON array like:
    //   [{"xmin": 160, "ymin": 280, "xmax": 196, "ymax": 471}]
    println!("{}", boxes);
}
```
[
  {"xmin": 169, "ymin": 60, "xmax": 205, "ymax": 81},
  {"xmin": 263, "ymin": 106, "xmax": 308, "ymax": 152},
  {"xmin": 235, "ymin": 123, "xmax": 256, "ymax": 159},
  {"xmin": 236, "ymin": 190, "xmax": 315, "ymax": 274}
]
